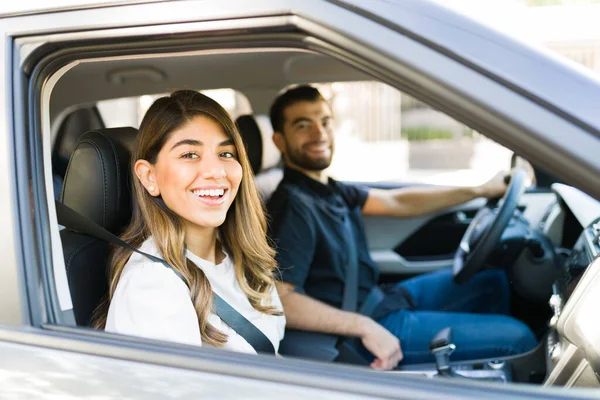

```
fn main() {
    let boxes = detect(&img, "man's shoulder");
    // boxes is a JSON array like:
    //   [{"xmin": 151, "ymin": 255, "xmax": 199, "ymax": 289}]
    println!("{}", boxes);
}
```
[
  {"xmin": 267, "ymin": 179, "xmax": 316, "ymax": 213},
  {"xmin": 330, "ymin": 179, "xmax": 370, "ymax": 209}
]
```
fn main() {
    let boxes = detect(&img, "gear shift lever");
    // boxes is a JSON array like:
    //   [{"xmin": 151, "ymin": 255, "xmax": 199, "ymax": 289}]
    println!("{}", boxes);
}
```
[
  {"xmin": 428, "ymin": 328, "xmax": 508, "ymax": 382},
  {"xmin": 429, "ymin": 327, "xmax": 456, "ymax": 377}
]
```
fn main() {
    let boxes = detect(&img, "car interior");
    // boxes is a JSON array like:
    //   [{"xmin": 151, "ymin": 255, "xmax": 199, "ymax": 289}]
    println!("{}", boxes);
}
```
[{"xmin": 43, "ymin": 46, "xmax": 600, "ymax": 388}]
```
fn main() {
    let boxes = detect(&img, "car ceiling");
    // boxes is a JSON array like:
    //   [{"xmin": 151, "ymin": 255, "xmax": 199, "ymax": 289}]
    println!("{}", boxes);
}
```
[{"xmin": 50, "ymin": 49, "xmax": 371, "ymax": 122}]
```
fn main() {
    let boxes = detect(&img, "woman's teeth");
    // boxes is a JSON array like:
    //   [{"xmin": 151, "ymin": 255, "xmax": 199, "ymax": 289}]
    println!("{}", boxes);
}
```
[{"xmin": 193, "ymin": 189, "xmax": 225, "ymax": 197}]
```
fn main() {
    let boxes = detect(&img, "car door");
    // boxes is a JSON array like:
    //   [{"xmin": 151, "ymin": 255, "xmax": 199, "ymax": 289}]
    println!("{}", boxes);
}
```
[
  {"xmin": 1, "ymin": 0, "xmax": 599, "ymax": 398},
  {"xmin": 362, "ymin": 187, "xmax": 557, "ymax": 278}
]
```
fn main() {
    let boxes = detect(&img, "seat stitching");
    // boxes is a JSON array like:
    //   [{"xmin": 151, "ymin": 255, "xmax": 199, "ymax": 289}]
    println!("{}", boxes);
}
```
[
  {"xmin": 93, "ymin": 132, "xmax": 121, "ymax": 225},
  {"xmin": 78, "ymin": 138, "xmax": 108, "ymax": 228}
]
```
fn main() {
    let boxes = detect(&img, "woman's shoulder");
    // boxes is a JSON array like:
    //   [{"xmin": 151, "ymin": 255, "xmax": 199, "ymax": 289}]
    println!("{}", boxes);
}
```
[
  {"xmin": 119, "ymin": 238, "xmax": 188, "ymax": 293},
  {"xmin": 106, "ymin": 238, "xmax": 200, "ymax": 346}
]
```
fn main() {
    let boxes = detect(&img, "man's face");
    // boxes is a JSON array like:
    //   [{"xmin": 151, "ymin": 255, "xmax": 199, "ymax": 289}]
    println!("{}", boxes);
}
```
[{"xmin": 277, "ymin": 100, "xmax": 334, "ymax": 171}]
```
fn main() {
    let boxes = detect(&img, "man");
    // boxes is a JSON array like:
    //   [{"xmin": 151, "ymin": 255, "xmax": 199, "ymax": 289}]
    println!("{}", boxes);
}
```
[{"xmin": 266, "ymin": 85, "xmax": 537, "ymax": 370}]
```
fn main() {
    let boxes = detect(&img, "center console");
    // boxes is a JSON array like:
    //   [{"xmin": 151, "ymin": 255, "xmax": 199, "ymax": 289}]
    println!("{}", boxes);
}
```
[{"xmin": 393, "ymin": 327, "xmax": 512, "ymax": 382}]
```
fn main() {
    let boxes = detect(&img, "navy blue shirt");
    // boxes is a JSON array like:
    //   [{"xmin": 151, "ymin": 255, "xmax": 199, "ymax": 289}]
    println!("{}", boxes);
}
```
[{"xmin": 267, "ymin": 167, "xmax": 379, "ymax": 311}]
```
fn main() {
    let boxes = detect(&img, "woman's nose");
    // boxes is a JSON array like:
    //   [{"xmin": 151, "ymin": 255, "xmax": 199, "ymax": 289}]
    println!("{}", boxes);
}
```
[{"xmin": 201, "ymin": 158, "xmax": 227, "ymax": 180}]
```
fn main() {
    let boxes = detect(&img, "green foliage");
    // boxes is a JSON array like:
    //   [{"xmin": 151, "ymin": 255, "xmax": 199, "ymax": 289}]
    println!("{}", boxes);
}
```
[{"xmin": 402, "ymin": 127, "xmax": 454, "ymax": 141}]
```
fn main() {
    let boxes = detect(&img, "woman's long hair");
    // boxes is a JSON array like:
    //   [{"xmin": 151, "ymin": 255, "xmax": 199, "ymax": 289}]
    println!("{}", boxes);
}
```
[{"xmin": 92, "ymin": 90, "xmax": 279, "ymax": 346}]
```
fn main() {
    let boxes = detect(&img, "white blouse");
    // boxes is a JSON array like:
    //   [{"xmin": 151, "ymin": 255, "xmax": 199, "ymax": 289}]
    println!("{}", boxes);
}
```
[{"xmin": 105, "ymin": 238, "xmax": 286, "ymax": 354}]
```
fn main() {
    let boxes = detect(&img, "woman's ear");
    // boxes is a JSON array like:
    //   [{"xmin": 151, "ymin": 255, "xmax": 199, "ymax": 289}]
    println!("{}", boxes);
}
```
[{"xmin": 134, "ymin": 159, "xmax": 160, "ymax": 196}]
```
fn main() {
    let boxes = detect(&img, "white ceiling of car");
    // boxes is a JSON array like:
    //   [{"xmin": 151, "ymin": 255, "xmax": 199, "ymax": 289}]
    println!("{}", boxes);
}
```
[{"xmin": 50, "ymin": 49, "xmax": 370, "ymax": 118}]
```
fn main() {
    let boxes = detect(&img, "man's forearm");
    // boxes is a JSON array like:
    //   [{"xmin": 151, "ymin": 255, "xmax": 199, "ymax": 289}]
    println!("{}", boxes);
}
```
[
  {"xmin": 279, "ymin": 288, "xmax": 371, "ymax": 338},
  {"xmin": 389, "ymin": 185, "xmax": 480, "ymax": 218},
  {"xmin": 275, "ymin": 283, "xmax": 403, "ymax": 369},
  {"xmin": 363, "ymin": 171, "xmax": 509, "ymax": 219}
]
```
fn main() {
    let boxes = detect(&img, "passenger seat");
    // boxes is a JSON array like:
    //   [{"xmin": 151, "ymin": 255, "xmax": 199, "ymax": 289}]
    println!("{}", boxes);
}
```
[{"xmin": 60, "ymin": 127, "xmax": 137, "ymax": 326}]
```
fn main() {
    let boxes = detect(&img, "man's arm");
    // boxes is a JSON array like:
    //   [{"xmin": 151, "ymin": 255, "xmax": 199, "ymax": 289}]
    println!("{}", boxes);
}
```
[
  {"xmin": 362, "ymin": 171, "xmax": 509, "ymax": 218},
  {"xmin": 276, "ymin": 281, "xmax": 403, "ymax": 370}
]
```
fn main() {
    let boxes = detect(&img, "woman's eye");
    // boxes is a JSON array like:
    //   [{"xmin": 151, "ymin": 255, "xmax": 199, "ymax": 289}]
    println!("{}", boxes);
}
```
[
  {"xmin": 181, "ymin": 152, "xmax": 199, "ymax": 159},
  {"xmin": 220, "ymin": 151, "xmax": 237, "ymax": 159}
]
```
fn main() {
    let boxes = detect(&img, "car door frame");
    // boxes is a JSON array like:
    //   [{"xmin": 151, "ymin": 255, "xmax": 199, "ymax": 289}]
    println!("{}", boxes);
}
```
[{"xmin": 0, "ymin": 0, "xmax": 598, "ymax": 398}]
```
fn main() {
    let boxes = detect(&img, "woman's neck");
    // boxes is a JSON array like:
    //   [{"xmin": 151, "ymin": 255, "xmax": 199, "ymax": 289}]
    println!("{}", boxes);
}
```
[{"xmin": 185, "ymin": 225, "xmax": 223, "ymax": 264}]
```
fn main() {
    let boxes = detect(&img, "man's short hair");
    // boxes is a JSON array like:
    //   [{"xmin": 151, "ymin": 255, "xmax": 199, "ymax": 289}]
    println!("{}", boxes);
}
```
[{"xmin": 269, "ymin": 85, "xmax": 326, "ymax": 134}]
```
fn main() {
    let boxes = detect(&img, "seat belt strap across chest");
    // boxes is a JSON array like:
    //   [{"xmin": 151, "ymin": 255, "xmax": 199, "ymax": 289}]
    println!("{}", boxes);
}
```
[
  {"xmin": 341, "ymin": 213, "xmax": 359, "ymax": 312},
  {"xmin": 55, "ymin": 200, "xmax": 275, "ymax": 354}
]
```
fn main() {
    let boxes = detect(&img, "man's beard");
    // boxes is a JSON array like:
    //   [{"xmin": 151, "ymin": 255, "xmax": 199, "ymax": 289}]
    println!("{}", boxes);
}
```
[{"xmin": 286, "ymin": 143, "xmax": 332, "ymax": 171}]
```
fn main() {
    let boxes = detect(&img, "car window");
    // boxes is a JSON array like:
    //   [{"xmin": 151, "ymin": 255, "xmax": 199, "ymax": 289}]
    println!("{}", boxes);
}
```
[
  {"xmin": 316, "ymin": 81, "xmax": 513, "ymax": 186},
  {"xmin": 97, "ymin": 89, "xmax": 252, "ymax": 128}
]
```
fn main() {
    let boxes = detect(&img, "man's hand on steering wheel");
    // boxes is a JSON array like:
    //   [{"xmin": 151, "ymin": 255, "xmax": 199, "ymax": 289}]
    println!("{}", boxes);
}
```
[
  {"xmin": 453, "ymin": 168, "xmax": 528, "ymax": 284},
  {"xmin": 476, "ymin": 170, "xmax": 512, "ymax": 199}
]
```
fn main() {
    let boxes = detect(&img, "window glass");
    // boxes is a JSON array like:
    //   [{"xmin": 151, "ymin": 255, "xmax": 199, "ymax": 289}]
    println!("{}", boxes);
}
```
[{"xmin": 316, "ymin": 82, "xmax": 513, "ymax": 186}]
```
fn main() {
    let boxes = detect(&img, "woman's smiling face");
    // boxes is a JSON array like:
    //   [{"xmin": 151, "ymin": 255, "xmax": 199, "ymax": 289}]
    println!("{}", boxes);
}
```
[{"xmin": 145, "ymin": 115, "xmax": 243, "ymax": 233}]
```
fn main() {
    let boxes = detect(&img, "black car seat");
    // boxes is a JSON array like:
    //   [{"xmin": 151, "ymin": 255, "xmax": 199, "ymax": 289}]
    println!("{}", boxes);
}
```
[
  {"xmin": 53, "ymin": 106, "xmax": 105, "ymax": 200},
  {"xmin": 59, "ymin": 127, "xmax": 137, "ymax": 326},
  {"xmin": 235, "ymin": 114, "xmax": 283, "ymax": 202}
]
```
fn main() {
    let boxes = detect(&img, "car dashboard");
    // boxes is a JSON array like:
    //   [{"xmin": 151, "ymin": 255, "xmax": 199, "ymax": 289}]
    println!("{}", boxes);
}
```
[{"xmin": 542, "ymin": 184, "xmax": 600, "ymax": 387}]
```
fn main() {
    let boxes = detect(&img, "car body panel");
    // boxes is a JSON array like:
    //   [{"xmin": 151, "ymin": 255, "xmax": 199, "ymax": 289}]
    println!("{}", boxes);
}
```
[
  {"xmin": 0, "ymin": 334, "xmax": 371, "ymax": 399},
  {"xmin": 3, "ymin": 325, "xmax": 570, "ymax": 400}
]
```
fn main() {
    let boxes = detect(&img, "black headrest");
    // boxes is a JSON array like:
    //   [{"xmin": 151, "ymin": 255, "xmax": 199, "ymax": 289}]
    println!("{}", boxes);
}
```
[
  {"xmin": 53, "ymin": 107, "xmax": 105, "ymax": 179},
  {"xmin": 61, "ymin": 127, "xmax": 137, "ymax": 234},
  {"xmin": 236, "ymin": 115, "xmax": 263, "ymax": 175},
  {"xmin": 236, "ymin": 114, "xmax": 281, "ymax": 176}
]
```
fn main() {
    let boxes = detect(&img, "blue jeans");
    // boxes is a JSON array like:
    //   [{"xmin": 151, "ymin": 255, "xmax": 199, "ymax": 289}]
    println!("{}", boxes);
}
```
[{"xmin": 372, "ymin": 268, "xmax": 537, "ymax": 365}]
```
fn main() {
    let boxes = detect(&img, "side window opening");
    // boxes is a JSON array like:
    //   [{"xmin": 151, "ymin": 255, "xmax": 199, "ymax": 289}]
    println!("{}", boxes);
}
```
[
  {"xmin": 315, "ymin": 81, "xmax": 514, "ymax": 187},
  {"xmin": 96, "ymin": 89, "xmax": 252, "ymax": 129}
]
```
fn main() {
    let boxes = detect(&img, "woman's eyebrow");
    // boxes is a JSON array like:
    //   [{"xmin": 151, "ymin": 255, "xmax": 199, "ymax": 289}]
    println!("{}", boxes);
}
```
[
  {"xmin": 219, "ymin": 139, "xmax": 234, "ymax": 147},
  {"xmin": 170, "ymin": 139, "xmax": 201, "ymax": 151},
  {"xmin": 170, "ymin": 138, "xmax": 234, "ymax": 151}
]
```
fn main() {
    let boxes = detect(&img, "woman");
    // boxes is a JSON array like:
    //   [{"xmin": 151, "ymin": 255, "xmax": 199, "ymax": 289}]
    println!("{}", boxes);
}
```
[{"xmin": 92, "ymin": 90, "xmax": 285, "ymax": 354}]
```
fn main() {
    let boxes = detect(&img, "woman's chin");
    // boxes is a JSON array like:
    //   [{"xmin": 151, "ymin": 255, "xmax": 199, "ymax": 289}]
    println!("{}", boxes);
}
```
[{"xmin": 185, "ymin": 216, "xmax": 227, "ymax": 231}]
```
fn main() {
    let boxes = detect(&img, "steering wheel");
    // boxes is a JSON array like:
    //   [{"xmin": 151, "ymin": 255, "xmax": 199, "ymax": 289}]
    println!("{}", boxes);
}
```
[{"xmin": 453, "ymin": 168, "xmax": 528, "ymax": 284}]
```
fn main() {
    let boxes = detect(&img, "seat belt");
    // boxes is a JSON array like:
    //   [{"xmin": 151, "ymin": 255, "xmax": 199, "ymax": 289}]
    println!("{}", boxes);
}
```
[
  {"xmin": 341, "ymin": 213, "xmax": 358, "ymax": 312},
  {"xmin": 335, "ymin": 210, "xmax": 386, "ymax": 365},
  {"xmin": 335, "ymin": 212, "xmax": 367, "ymax": 364},
  {"xmin": 340, "ymin": 211, "xmax": 384, "ymax": 315},
  {"xmin": 55, "ymin": 200, "xmax": 275, "ymax": 355}
]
